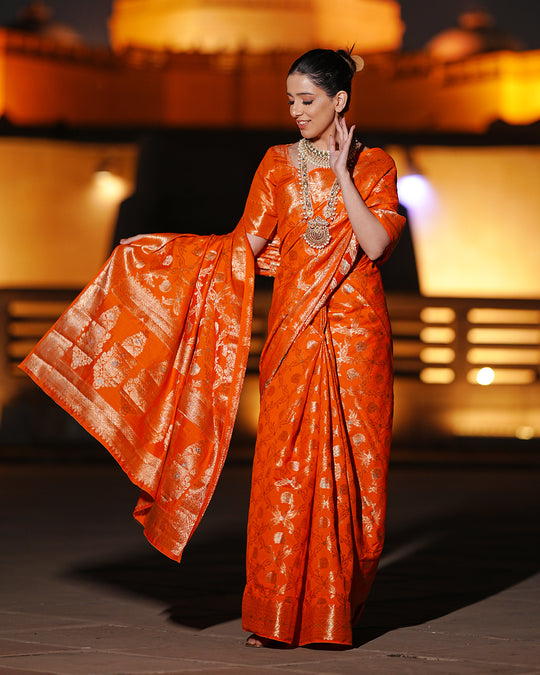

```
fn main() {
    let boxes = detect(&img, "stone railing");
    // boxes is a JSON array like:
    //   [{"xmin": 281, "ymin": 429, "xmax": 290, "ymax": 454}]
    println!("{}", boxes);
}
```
[{"xmin": 1, "ymin": 287, "xmax": 539, "ymax": 449}]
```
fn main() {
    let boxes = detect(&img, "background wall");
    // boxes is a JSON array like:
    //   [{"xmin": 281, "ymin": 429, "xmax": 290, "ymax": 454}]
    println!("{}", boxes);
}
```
[
  {"xmin": 0, "ymin": 138, "xmax": 136, "ymax": 287},
  {"xmin": 390, "ymin": 145, "xmax": 540, "ymax": 298}
]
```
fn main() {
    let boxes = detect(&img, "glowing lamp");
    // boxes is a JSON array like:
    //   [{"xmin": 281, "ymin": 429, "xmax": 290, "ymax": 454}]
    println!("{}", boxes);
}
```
[
  {"xmin": 397, "ymin": 173, "xmax": 433, "ymax": 211},
  {"xmin": 93, "ymin": 160, "xmax": 129, "ymax": 201},
  {"xmin": 515, "ymin": 426, "xmax": 535, "ymax": 440},
  {"xmin": 476, "ymin": 367, "xmax": 495, "ymax": 385}
]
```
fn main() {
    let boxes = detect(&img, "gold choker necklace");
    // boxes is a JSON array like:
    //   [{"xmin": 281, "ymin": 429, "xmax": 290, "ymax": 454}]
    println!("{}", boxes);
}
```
[{"xmin": 298, "ymin": 138, "xmax": 330, "ymax": 168}]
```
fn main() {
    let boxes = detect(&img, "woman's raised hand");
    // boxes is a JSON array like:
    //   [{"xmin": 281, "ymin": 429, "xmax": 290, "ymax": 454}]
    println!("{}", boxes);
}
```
[{"xmin": 329, "ymin": 114, "xmax": 355, "ymax": 183}]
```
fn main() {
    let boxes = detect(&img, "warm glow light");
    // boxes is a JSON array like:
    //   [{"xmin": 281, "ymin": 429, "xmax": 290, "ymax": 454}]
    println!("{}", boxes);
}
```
[
  {"xmin": 8, "ymin": 340, "xmax": 37, "ymax": 360},
  {"xmin": 476, "ymin": 366, "xmax": 495, "ymax": 385},
  {"xmin": 467, "ymin": 347, "xmax": 540, "ymax": 365},
  {"xmin": 420, "ymin": 347, "xmax": 455, "ymax": 364},
  {"xmin": 468, "ymin": 367, "xmax": 536, "ymax": 385},
  {"xmin": 109, "ymin": 0, "xmax": 404, "ymax": 53},
  {"xmin": 420, "ymin": 368, "xmax": 455, "ymax": 384},
  {"xmin": 444, "ymin": 409, "xmax": 540, "ymax": 439},
  {"xmin": 390, "ymin": 146, "xmax": 540, "ymax": 298},
  {"xmin": 94, "ymin": 170, "xmax": 128, "ymax": 200},
  {"xmin": 420, "ymin": 327, "xmax": 455, "ymax": 344},
  {"xmin": 468, "ymin": 308, "xmax": 540, "ymax": 324},
  {"xmin": 420, "ymin": 307, "xmax": 455, "ymax": 324},
  {"xmin": 468, "ymin": 328, "xmax": 540, "ymax": 345},
  {"xmin": 9, "ymin": 300, "xmax": 71, "ymax": 317},
  {"xmin": 235, "ymin": 374, "xmax": 260, "ymax": 435},
  {"xmin": 515, "ymin": 426, "xmax": 535, "ymax": 440},
  {"xmin": 492, "ymin": 369, "xmax": 536, "ymax": 385},
  {"xmin": 397, "ymin": 174, "xmax": 435, "ymax": 213}
]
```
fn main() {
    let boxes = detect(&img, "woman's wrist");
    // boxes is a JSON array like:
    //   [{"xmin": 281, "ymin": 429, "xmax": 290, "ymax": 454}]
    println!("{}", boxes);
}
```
[{"xmin": 335, "ymin": 170, "xmax": 355, "ymax": 192}]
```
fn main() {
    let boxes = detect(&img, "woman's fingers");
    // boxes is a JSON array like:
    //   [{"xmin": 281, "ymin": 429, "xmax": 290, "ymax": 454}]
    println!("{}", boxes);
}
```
[
  {"xmin": 335, "ymin": 114, "xmax": 347, "ymax": 143},
  {"xmin": 120, "ymin": 234, "xmax": 146, "ymax": 245}
]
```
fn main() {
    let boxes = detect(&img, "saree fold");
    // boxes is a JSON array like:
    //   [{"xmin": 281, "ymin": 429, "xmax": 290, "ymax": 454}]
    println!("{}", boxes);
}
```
[{"xmin": 20, "ymin": 227, "xmax": 254, "ymax": 562}]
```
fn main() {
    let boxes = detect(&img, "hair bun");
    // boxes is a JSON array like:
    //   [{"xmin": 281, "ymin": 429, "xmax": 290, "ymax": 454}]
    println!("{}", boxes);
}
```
[
  {"xmin": 336, "ymin": 49, "xmax": 356, "ymax": 76},
  {"xmin": 351, "ymin": 55, "xmax": 365, "ymax": 72},
  {"xmin": 336, "ymin": 49, "xmax": 363, "ymax": 75}
]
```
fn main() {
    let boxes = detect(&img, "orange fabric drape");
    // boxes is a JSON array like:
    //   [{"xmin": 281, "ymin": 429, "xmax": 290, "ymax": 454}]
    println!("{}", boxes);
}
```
[
  {"xmin": 240, "ymin": 144, "xmax": 404, "ymax": 646},
  {"xmin": 21, "ymin": 227, "xmax": 254, "ymax": 561}
]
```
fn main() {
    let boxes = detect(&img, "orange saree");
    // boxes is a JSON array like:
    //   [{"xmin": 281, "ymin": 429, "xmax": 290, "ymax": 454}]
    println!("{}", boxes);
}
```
[
  {"xmin": 21, "ymin": 141, "xmax": 404, "ymax": 647},
  {"xmin": 240, "ymin": 144, "xmax": 404, "ymax": 646}
]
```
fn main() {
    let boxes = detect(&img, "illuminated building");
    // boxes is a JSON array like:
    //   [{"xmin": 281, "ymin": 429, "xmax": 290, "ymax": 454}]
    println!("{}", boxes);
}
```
[
  {"xmin": 0, "ymin": 1, "xmax": 539, "ymax": 448},
  {"xmin": 109, "ymin": 0, "xmax": 405, "ymax": 54}
]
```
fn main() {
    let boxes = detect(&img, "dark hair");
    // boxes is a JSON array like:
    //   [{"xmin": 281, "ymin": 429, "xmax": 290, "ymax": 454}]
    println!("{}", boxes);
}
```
[{"xmin": 288, "ymin": 49, "xmax": 357, "ymax": 113}]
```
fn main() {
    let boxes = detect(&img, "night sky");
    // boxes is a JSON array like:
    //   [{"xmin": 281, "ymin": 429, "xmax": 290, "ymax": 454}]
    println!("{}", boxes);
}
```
[{"xmin": 0, "ymin": 0, "xmax": 539, "ymax": 51}]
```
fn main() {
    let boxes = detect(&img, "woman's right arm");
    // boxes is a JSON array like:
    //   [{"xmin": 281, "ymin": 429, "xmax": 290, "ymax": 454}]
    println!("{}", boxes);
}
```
[{"xmin": 242, "ymin": 149, "xmax": 278, "ymax": 254}]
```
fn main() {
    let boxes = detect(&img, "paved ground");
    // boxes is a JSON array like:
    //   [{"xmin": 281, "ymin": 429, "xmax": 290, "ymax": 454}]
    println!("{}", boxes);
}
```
[{"xmin": 0, "ymin": 454, "xmax": 538, "ymax": 674}]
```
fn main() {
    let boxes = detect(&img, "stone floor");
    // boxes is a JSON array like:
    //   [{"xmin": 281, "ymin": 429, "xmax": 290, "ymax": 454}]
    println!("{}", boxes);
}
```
[{"xmin": 0, "ymin": 454, "xmax": 538, "ymax": 674}]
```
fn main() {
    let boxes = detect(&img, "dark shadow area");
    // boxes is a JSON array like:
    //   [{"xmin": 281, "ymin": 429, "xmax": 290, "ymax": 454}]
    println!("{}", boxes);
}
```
[
  {"xmin": 68, "ymin": 466, "xmax": 539, "ymax": 640},
  {"xmin": 353, "ymin": 466, "xmax": 540, "ymax": 646},
  {"xmin": 69, "ymin": 462, "xmax": 252, "ymax": 630},
  {"xmin": 109, "ymin": 128, "xmax": 298, "ymax": 248},
  {"xmin": 380, "ymin": 204, "xmax": 420, "ymax": 294},
  {"xmin": 73, "ymin": 534, "xmax": 248, "ymax": 629}
]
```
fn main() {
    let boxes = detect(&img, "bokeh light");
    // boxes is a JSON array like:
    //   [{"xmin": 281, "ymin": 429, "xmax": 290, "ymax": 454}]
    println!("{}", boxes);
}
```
[
  {"xmin": 477, "ymin": 367, "xmax": 495, "ymax": 385},
  {"xmin": 397, "ymin": 173, "xmax": 435, "ymax": 213},
  {"xmin": 94, "ymin": 169, "xmax": 129, "ymax": 201}
]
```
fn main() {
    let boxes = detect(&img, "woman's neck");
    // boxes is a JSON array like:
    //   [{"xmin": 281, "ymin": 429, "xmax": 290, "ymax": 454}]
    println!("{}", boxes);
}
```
[{"xmin": 309, "ymin": 127, "xmax": 338, "ymax": 152}]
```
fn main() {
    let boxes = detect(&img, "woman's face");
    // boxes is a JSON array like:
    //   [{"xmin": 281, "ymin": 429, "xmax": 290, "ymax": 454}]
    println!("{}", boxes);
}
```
[{"xmin": 286, "ymin": 72, "xmax": 346, "ymax": 149}]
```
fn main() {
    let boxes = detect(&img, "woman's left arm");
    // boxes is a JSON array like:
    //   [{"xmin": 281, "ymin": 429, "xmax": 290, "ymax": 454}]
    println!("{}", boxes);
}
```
[{"xmin": 330, "ymin": 115, "xmax": 391, "ymax": 261}]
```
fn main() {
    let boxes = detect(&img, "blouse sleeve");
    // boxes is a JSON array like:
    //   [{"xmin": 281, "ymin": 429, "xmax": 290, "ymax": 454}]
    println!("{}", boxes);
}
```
[
  {"xmin": 240, "ymin": 148, "xmax": 278, "ymax": 241},
  {"xmin": 355, "ymin": 148, "xmax": 406, "ymax": 264}
]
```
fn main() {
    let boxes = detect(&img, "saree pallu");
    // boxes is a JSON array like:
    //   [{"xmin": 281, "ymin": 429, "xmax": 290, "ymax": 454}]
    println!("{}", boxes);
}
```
[{"xmin": 21, "ymin": 227, "xmax": 254, "ymax": 561}]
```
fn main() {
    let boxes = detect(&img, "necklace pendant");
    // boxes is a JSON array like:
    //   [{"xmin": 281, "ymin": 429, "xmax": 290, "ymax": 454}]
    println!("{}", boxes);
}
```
[{"xmin": 304, "ymin": 216, "xmax": 331, "ymax": 249}]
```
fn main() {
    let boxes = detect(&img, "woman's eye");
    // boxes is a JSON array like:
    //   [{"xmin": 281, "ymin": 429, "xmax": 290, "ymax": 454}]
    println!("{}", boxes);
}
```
[{"xmin": 302, "ymin": 100, "xmax": 313, "ymax": 105}]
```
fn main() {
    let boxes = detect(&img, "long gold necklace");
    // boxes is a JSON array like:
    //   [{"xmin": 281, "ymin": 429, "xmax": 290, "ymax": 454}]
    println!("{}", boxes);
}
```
[{"xmin": 298, "ymin": 139, "xmax": 340, "ymax": 250}]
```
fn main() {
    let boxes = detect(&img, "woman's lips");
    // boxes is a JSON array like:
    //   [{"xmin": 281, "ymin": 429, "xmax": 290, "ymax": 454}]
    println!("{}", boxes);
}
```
[{"xmin": 297, "ymin": 120, "xmax": 309, "ymax": 130}]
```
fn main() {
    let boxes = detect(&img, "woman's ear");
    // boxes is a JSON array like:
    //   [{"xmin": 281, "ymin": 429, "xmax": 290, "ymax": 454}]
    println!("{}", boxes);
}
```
[{"xmin": 334, "ymin": 90, "xmax": 348, "ymax": 114}]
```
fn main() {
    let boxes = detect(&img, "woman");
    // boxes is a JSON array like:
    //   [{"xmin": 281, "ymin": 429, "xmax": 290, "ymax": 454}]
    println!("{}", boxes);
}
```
[{"xmin": 21, "ymin": 49, "xmax": 404, "ymax": 648}]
